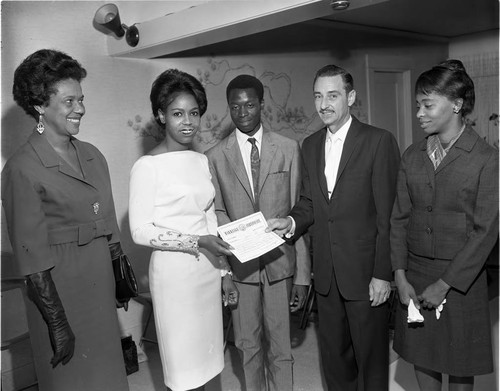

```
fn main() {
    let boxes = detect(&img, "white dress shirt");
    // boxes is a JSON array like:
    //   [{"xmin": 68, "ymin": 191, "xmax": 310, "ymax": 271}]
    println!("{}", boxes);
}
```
[{"xmin": 324, "ymin": 116, "xmax": 351, "ymax": 197}]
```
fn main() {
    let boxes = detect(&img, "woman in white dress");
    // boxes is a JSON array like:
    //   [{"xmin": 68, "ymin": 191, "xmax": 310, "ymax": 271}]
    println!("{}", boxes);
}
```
[{"xmin": 129, "ymin": 69, "xmax": 239, "ymax": 391}]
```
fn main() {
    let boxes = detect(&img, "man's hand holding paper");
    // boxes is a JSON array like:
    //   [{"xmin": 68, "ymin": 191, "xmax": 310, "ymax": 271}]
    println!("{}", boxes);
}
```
[{"xmin": 217, "ymin": 212, "xmax": 285, "ymax": 263}]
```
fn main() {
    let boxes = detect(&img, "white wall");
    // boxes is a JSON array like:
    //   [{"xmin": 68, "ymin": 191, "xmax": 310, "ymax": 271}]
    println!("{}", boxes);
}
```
[
  {"xmin": 448, "ymin": 29, "xmax": 499, "ymax": 148},
  {"xmin": 449, "ymin": 29, "xmax": 499, "ymax": 57}
]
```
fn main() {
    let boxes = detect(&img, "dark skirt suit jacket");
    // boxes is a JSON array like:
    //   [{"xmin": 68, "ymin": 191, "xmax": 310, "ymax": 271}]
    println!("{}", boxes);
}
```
[
  {"xmin": 1, "ymin": 132, "xmax": 128, "ymax": 391},
  {"xmin": 290, "ymin": 116, "xmax": 401, "ymax": 299},
  {"xmin": 391, "ymin": 126, "xmax": 499, "ymax": 289},
  {"xmin": 205, "ymin": 128, "xmax": 310, "ymax": 285},
  {"xmin": 390, "ymin": 126, "xmax": 498, "ymax": 374}
]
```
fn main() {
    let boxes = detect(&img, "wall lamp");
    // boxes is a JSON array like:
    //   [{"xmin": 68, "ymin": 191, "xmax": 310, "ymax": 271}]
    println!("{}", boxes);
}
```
[
  {"xmin": 94, "ymin": 3, "xmax": 140, "ymax": 47},
  {"xmin": 330, "ymin": 0, "xmax": 350, "ymax": 11}
]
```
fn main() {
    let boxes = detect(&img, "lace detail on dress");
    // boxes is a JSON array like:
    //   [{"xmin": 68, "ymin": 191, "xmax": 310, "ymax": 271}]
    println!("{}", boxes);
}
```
[{"xmin": 150, "ymin": 229, "xmax": 200, "ymax": 256}]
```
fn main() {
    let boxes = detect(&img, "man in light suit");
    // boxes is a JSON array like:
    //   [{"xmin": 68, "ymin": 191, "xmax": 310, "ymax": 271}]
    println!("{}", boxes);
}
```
[
  {"xmin": 205, "ymin": 75, "xmax": 310, "ymax": 391},
  {"xmin": 268, "ymin": 65, "xmax": 401, "ymax": 390}
]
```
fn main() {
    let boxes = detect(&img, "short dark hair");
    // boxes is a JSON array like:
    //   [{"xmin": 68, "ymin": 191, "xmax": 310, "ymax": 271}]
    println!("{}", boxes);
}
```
[
  {"xmin": 313, "ymin": 64, "xmax": 354, "ymax": 93},
  {"xmin": 415, "ymin": 59, "xmax": 475, "ymax": 116},
  {"xmin": 150, "ymin": 69, "xmax": 207, "ymax": 128},
  {"xmin": 226, "ymin": 74, "xmax": 264, "ymax": 102},
  {"xmin": 12, "ymin": 49, "xmax": 87, "ymax": 119}
]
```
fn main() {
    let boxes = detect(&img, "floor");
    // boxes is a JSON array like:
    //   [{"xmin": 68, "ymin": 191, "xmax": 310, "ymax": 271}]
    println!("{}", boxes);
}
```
[
  {"xmin": 127, "ymin": 305, "xmax": 499, "ymax": 391},
  {"xmin": 8, "ymin": 299, "xmax": 498, "ymax": 391},
  {"xmin": 129, "ymin": 312, "xmax": 326, "ymax": 391}
]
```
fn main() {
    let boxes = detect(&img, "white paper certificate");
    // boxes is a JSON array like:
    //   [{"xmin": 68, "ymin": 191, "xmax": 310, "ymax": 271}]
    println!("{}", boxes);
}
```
[{"xmin": 217, "ymin": 211, "xmax": 285, "ymax": 263}]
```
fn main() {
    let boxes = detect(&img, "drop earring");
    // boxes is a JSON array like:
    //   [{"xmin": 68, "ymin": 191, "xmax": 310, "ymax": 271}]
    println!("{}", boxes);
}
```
[
  {"xmin": 36, "ymin": 114, "xmax": 45, "ymax": 134},
  {"xmin": 453, "ymin": 107, "xmax": 460, "ymax": 114}
]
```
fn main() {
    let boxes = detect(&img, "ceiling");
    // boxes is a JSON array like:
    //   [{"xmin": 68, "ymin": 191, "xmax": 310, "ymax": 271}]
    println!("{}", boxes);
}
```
[
  {"xmin": 323, "ymin": 0, "xmax": 498, "ymax": 38},
  {"xmin": 160, "ymin": 0, "xmax": 498, "ymax": 58}
]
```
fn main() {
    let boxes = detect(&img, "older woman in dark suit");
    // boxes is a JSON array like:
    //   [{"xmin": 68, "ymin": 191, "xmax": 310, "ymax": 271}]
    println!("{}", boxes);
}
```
[
  {"xmin": 2, "ymin": 49, "xmax": 129, "ymax": 391},
  {"xmin": 390, "ymin": 59, "xmax": 498, "ymax": 391}
]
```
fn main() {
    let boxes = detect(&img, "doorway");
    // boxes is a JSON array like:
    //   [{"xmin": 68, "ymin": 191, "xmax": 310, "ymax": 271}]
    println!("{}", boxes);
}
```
[{"xmin": 367, "ymin": 66, "xmax": 412, "ymax": 151}]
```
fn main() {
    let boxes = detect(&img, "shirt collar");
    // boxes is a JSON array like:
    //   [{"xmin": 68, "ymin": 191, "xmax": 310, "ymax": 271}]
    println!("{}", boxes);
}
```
[
  {"xmin": 326, "ymin": 115, "xmax": 351, "ymax": 143},
  {"xmin": 443, "ymin": 123, "xmax": 466, "ymax": 153},
  {"xmin": 236, "ymin": 124, "xmax": 263, "ymax": 146}
]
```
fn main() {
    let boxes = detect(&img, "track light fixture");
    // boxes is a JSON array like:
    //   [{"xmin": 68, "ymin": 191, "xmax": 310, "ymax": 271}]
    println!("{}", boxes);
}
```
[{"xmin": 94, "ymin": 3, "xmax": 139, "ymax": 47}]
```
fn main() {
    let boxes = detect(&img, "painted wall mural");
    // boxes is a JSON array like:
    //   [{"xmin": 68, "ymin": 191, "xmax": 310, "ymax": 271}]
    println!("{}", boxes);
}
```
[
  {"xmin": 196, "ymin": 58, "xmax": 319, "ymax": 146},
  {"xmin": 127, "ymin": 57, "xmax": 369, "ymax": 152}
]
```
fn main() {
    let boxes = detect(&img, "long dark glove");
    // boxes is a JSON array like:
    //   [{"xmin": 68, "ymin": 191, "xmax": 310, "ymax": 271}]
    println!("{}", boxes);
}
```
[
  {"xmin": 26, "ymin": 269, "xmax": 75, "ymax": 368},
  {"xmin": 109, "ymin": 242, "xmax": 130, "ymax": 311}
]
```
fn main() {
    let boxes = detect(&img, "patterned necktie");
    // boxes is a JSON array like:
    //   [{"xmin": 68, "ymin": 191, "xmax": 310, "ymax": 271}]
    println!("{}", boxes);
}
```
[{"xmin": 248, "ymin": 137, "xmax": 260, "ymax": 209}]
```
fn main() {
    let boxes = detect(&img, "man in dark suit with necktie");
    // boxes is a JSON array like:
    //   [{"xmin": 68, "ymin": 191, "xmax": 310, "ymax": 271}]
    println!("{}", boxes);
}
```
[
  {"xmin": 206, "ymin": 75, "xmax": 310, "ymax": 391},
  {"xmin": 268, "ymin": 65, "xmax": 401, "ymax": 390}
]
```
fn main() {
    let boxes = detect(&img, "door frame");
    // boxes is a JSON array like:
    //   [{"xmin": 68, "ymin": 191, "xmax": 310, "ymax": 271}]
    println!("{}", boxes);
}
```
[{"xmin": 365, "ymin": 54, "xmax": 413, "ymax": 151}]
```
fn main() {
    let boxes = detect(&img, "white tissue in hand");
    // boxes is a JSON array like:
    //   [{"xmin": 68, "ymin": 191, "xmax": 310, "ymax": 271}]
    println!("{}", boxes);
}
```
[
  {"xmin": 435, "ymin": 299, "xmax": 447, "ymax": 320},
  {"xmin": 407, "ymin": 299, "xmax": 424, "ymax": 323}
]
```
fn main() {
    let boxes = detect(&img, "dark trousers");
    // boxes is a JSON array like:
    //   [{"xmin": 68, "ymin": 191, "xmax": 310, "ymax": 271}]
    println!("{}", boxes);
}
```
[{"xmin": 316, "ymin": 274, "xmax": 389, "ymax": 391}]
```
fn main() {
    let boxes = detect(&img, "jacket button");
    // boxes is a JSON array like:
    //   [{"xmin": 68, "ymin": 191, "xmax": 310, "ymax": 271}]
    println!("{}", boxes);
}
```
[
  {"xmin": 427, "ymin": 205, "xmax": 433, "ymax": 212},
  {"xmin": 426, "ymin": 227, "xmax": 433, "ymax": 234}
]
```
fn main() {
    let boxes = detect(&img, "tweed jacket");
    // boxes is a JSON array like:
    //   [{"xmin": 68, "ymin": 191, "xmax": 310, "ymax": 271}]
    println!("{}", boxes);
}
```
[
  {"xmin": 205, "ymin": 128, "xmax": 311, "ymax": 284},
  {"xmin": 391, "ymin": 126, "xmax": 499, "ymax": 293}
]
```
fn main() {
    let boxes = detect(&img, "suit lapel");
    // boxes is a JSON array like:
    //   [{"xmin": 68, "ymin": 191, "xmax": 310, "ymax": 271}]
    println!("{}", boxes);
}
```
[
  {"xmin": 222, "ymin": 131, "xmax": 255, "ymax": 201},
  {"xmin": 435, "ymin": 149, "xmax": 460, "ymax": 175},
  {"xmin": 315, "ymin": 129, "xmax": 330, "ymax": 202},
  {"xmin": 258, "ymin": 130, "xmax": 277, "ymax": 198},
  {"xmin": 72, "ymin": 139, "xmax": 98, "ymax": 188},
  {"xmin": 420, "ymin": 140, "xmax": 436, "ymax": 188},
  {"xmin": 435, "ymin": 126, "xmax": 477, "ymax": 175},
  {"xmin": 29, "ymin": 132, "xmax": 96, "ymax": 188},
  {"xmin": 333, "ymin": 118, "xmax": 361, "ymax": 193}
]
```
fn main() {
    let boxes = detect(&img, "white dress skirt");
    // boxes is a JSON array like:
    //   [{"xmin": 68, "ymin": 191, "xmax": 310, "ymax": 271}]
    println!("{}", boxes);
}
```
[{"xmin": 129, "ymin": 151, "xmax": 224, "ymax": 390}]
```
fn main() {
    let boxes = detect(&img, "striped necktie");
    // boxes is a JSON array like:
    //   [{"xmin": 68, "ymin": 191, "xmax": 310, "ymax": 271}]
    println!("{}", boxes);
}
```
[{"xmin": 248, "ymin": 137, "xmax": 260, "ymax": 209}]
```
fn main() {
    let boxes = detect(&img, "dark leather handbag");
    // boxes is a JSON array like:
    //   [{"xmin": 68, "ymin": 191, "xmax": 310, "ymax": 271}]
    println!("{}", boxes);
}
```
[
  {"xmin": 121, "ymin": 335, "xmax": 139, "ymax": 375},
  {"xmin": 113, "ymin": 254, "xmax": 138, "ymax": 302}
]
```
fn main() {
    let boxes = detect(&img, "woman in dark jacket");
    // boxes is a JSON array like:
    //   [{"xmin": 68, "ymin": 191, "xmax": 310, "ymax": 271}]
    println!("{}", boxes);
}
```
[
  {"xmin": 2, "ymin": 49, "xmax": 130, "ymax": 391},
  {"xmin": 390, "ymin": 59, "xmax": 498, "ymax": 391}
]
